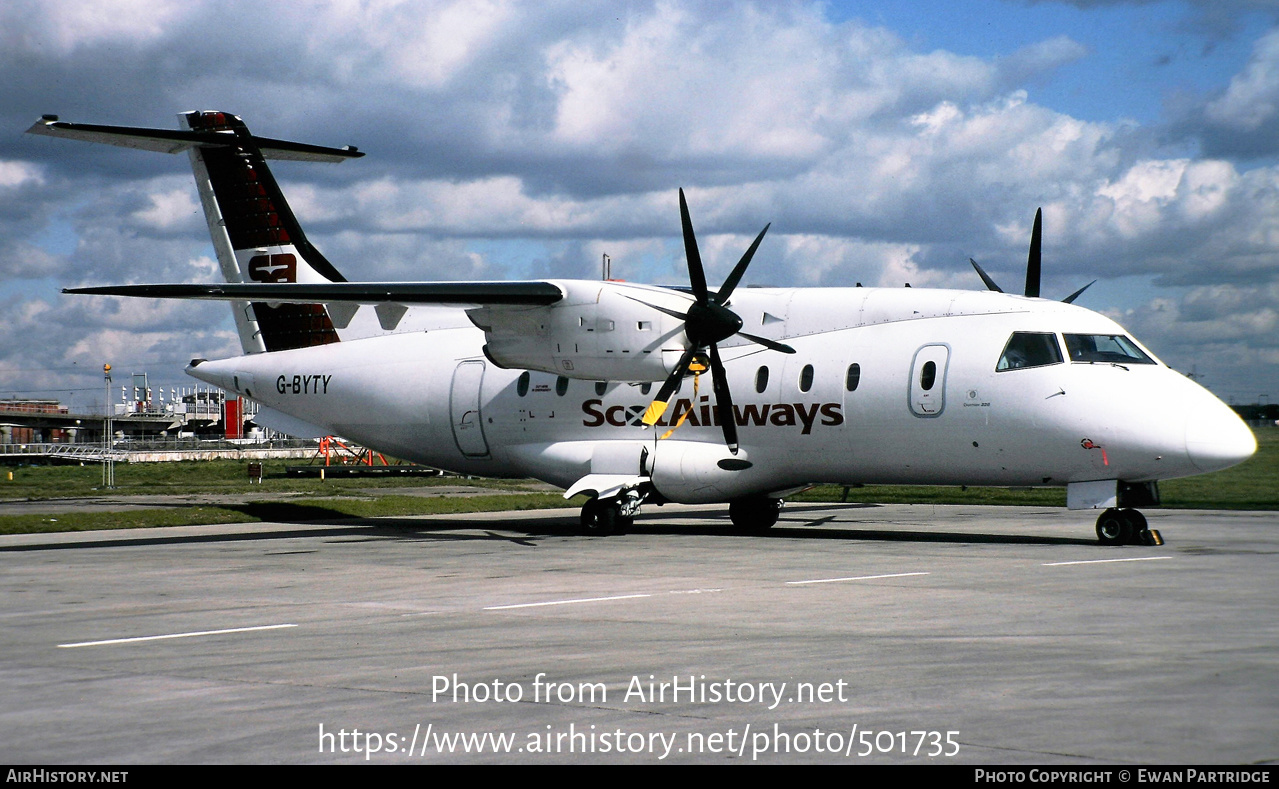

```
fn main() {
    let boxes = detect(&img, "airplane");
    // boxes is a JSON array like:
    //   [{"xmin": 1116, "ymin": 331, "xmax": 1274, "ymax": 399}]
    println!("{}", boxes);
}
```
[{"xmin": 28, "ymin": 111, "xmax": 1258, "ymax": 545}]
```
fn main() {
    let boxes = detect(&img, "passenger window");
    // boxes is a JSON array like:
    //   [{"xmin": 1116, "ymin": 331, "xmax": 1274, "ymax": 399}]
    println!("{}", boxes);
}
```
[
  {"xmin": 595, "ymin": 381, "xmax": 607, "ymax": 396},
  {"xmin": 640, "ymin": 382, "xmax": 652, "ymax": 395},
  {"xmin": 517, "ymin": 371, "xmax": 530, "ymax": 396},
  {"xmin": 755, "ymin": 366, "xmax": 769, "ymax": 393},
  {"xmin": 997, "ymin": 332, "xmax": 1064, "ymax": 371},
  {"xmin": 1064, "ymin": 334, "xmax": 1156, "ymax": 365},
  {"xmin": 920, "ymin": 361, "xmax": 936, "ymax": 391},
  {"xmin": 799, "ymin": 364, "xmax": 814, "ymax": 393},
  {"xmin": 846, "ymin": 363, "xmax": 860, "ymax": 392},
  {"xmin": 555, "ymin": 376, "xmax": 569, "ymax": 396}
]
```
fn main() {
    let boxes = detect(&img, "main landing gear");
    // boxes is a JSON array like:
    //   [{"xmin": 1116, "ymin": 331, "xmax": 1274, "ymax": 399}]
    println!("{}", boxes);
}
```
[
  {"xmin": 579, "ymin": 497, "xmax": 632, "ymax": 536},
  {"xmin": 728, "ymin": 496, "xmax": 783, "ymax": 534},
  {"xmin": 579, "ymin": 488, "xmax": 649, "ymax": 536},
  {"xmin": 1095, "ymin": 508, "xmax": 1162, "ymax": 546},
  {"xmin": 578, "ymin": 493, "xmax": 785, "ymax": 536}
]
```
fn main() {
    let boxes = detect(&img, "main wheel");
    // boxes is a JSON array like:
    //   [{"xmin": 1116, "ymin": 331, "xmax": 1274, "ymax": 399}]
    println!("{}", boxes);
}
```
[
  {"xmin": 1095, "ymin": 508, "xmax": 1133, "ymax": 546},
  {"xmin": 729, "ymin": 497, "xmax": 782, "ymax": 534},
  {"xmin": 580, "ymin": 498, "xmax": 618, "ymax": 536}
]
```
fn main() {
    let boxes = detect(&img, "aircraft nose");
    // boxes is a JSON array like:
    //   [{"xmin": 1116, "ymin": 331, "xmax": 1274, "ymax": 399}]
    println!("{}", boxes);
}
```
[{"xmin": 1185, "ymin": 401, "xmax": 1257, "ymax": 474}]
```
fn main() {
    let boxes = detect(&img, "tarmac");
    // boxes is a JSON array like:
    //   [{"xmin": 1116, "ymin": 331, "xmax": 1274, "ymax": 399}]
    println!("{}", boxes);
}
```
[{"xmin": 1, "ymin": 501, "xmax": 1276, "ymax": 764}]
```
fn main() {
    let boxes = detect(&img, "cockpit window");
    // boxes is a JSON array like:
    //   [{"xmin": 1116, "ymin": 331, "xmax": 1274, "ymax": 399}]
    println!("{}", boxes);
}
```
[
  {"xmin": 997, "ymin": 332, "xmax": 1064, "ymax": 371},
  {"xmin": 1063, "ymin": 334, "xmax": 1155, "ymax": 365}
]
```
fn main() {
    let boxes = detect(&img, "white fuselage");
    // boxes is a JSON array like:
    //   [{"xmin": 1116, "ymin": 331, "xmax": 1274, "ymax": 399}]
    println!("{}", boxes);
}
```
[{"xmin": 189, "ymin": 286, "xmax": 1256, "ymax": 504}]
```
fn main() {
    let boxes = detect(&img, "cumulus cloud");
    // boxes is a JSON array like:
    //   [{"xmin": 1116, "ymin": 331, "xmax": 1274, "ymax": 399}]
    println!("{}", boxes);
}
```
[
  {"xmin": 0, "ymin": 291, "xmax": 238, "ymax": 406},
  {"xmin": 0, "ymin": 160, "xmax": 43, "ymax": 189},
  {"xmin": 995, "ymin": 35, "xmax": 1091, "ymax": 89},
  {"xmin": 0, "ymin": 0, "xmax": 195, "ymax": 55},
  {"xmin": 1, "ymin": 0, "xmax": 1277, "ymax": 403},
  {"xmin": 1110, "ymin": 281, "xmax": 1279, "ymax": 398},
  {"xmin": 1015, "ymin": 0, "xmax": 1279, "ymax": 40},
  {"xmin": 1176, "ymin": 27, "xmax": 1279, "ymax": 157},
  {"xmin": 129, "ymin": 182, "xmax": 204, "ymax": 234}
]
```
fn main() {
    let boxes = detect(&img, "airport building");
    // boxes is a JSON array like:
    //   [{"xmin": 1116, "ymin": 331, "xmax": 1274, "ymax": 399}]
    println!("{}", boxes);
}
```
[{"xmin": 0, "ymin": 373, "xmax": 317, "ymax": 463}]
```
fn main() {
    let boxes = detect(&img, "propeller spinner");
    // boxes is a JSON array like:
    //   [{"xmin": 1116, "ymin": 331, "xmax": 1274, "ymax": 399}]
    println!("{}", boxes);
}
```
[{"xmin": 638, "ymin": 189, "xmax": 794, "ymax": 453}]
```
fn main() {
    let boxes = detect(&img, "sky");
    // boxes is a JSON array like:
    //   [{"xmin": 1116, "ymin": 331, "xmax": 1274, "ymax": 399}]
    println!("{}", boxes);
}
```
[{"xmin": 2, "ymin": 0, "xmax": 1278, "ymax": 412}]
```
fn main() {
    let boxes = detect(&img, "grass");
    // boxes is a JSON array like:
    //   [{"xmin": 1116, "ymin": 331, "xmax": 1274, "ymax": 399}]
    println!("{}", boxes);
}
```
[
  {"xmin": 1159, "ymin": 428, "xmax": 1279, "ymax": 509},
  {"xmin": 793, "ymin": 426, "xmax": 1279, "ymax": 509},
  {"xmin": 0, "ymin": 493, "xmax": 575, "ymax": 536},
  {"xmin": 2, "ymin": 428, "xmax": 1274, "ymax": 535},
  {"xmin": 0, "ymin": 460, "xmax": 541, "ymax": 501}
]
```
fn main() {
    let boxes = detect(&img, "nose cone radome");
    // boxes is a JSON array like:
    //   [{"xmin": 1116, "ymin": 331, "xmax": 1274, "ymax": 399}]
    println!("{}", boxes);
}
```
[{"xmin": 1185, "ymin": 402, "xmax": 1257, "ymax": 474}]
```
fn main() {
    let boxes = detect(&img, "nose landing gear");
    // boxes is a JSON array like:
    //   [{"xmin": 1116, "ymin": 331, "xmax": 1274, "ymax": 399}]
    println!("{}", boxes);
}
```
[{"xmin": 1095, "ymin": 508, "xmax": 1162, "ymax": 546}]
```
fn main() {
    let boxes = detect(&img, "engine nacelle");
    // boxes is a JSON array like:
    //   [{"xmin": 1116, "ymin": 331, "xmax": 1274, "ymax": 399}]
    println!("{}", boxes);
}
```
[
  {"xmin": 471, "ymin": 280, "xmax": 691, "ymax": 381},
  {"xmin": 649, "ymin": 441, "xmax": 762, "ymax": 503}
]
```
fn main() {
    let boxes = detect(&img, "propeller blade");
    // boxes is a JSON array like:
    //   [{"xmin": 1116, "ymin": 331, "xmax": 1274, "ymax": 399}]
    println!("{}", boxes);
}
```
[
  {"xmin": 707, "ymin": 343, "xmax": 739, "ymax": 454},
  {"xmin": 716, "ymin": 223, "xmax": 770, "ymax": 304},
  {"xmin": 969, "ymin": 258, "xmax": 1004, "ymax": 293},
  {"xmin": 1061, "ymin": 280, "xmax": 1096, "ymax": 305},
  {"xmin": 641, "ymin": 346, "xmax": 697, "ymax": 427},
  {"xmin": 641, "ymin": 188, "xmax": 781, "ymax": 443},
  {"xmin": 619, "ymin": 294, "xmax": 690, "ymax": 322},
  {"xmin": 1025, "ymin": 207, "xmax": 1042, "ymax": 298},
  {"xmin": 738, "ymin": 331, "xmax": 796, "ymax": 354},
  {"xmin": 678, "ymin": 188, "xmax": 708, "ymax": 304}
]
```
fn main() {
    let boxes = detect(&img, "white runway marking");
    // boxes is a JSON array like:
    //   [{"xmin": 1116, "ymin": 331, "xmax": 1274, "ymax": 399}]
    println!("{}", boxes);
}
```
[
  {"xmin": 58, "ymin": 623, "xmax": 297, "ymax": 648},
  {"xmin": 787, "ymin": 572, "xmax": 930, "ymax": 586},
  {"xmin": 1043, "ymin": 556, "xmax": 1172, "ymax": 566},
  {"xmin": 483, "ymin": 593, "xmax": 652, "ymax": 610}
]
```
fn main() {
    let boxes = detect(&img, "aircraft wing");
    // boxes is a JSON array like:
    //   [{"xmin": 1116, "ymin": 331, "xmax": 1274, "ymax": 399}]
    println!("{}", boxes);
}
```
[{"xmin": 63, "ymin": 281, "xmax": 565, "ymax": 306}]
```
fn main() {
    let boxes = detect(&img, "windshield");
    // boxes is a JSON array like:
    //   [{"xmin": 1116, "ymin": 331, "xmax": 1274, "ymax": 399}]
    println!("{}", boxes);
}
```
[
  {"xmin": 1063, "ymin": 334, "xmax": 1155, "ymax": 365},
  {"xmin": 997, "ymin": 332, "xmax": 1064, "ymax": 371}
]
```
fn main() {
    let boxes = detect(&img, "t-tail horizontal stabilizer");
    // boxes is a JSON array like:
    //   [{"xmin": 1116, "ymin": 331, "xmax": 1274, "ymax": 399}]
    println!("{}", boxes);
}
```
[
  {"xmin": 29, "ymin": 112, "xmax": 362, "ymax": 354},
  {"xmin": 26, "ymin": 115, "xmax": 363, "ymax": 163}
]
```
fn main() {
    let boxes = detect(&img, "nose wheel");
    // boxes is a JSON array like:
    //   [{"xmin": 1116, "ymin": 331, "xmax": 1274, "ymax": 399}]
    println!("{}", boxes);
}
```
[{"xmin": 1095, "ymin": 508, "xmax": 1161, "ymax": 546}]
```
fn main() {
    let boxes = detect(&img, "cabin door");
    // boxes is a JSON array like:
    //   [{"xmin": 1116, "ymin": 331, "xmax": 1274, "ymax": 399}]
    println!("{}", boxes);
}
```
[
  {"xmin": 449, "ymin": 361, "xmax": 490, "ymax": 457},
  {"xmin": 908, "ymin": 344, "xmax": 950, "ymax": 417}
]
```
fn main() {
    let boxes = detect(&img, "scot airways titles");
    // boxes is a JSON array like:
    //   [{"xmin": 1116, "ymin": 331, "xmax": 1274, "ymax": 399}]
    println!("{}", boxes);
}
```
[{"xmin": 583, "ymin": 396, "xmax": 842, "ymax": 434}]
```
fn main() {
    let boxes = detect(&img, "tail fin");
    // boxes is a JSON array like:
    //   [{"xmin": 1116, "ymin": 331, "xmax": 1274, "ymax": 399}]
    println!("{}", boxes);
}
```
[{"xmin": 29, "ymin": 111, "xmax": 362, "ymax": 354}]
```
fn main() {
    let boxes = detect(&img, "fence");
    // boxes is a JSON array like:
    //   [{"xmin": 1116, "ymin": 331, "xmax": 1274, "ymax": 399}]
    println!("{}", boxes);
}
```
[{"xmin": 0, "ymin": 438, "xmax": 322, "ymax": 463}]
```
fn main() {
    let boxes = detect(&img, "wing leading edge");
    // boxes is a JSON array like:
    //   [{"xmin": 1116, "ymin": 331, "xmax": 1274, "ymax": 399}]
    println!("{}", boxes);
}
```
[{"xmin": 63, "ymin": 281, "xmax": 565, "ymax": 306}]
